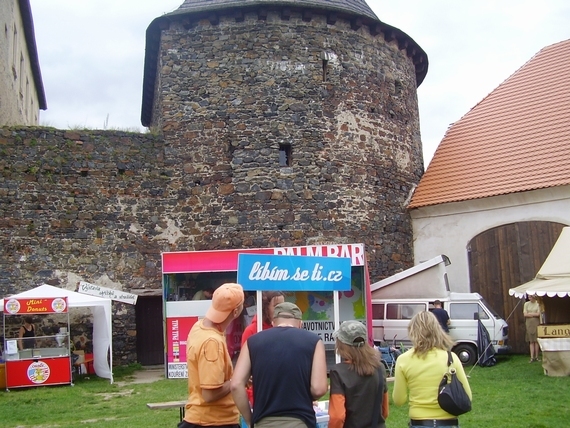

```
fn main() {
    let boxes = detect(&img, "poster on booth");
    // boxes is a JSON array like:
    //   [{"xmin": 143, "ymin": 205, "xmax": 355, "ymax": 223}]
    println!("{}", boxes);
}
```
[
  {"xmin": 237, "ymin": 253, "xmax": 353, "ymax": 344},
  {"xmin": 166, "ymin": 316, "xmax": 197, "ymax": 379},
  {"xmin": 162, "ymin": 243, "xmax": 370, "ymax": 378}
]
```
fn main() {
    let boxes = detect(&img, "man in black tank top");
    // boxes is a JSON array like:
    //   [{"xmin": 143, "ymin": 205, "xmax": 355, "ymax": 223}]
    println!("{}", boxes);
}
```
[{"xmin": 231, "ymin": 302, "xmax": 328, "ymax": 428}]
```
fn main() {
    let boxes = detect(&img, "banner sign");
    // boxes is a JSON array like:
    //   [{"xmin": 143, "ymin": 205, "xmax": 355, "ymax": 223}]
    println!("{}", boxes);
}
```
[
  {"xmin": 237, "ymin": 254, "xmax": 351, "ymax": 291},
  {"xmin": 78, "ymin": 281, "xmax": 138, "ymax": 305},
  {"xmin": 4, "ymin": 297, "xmax": 68, "ymax": 315}
]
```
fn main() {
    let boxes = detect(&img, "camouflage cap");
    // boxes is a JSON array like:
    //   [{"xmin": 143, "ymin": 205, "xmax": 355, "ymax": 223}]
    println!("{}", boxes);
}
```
[
  {"xmin": 333, "ymin": 320, "xmax": 367, "ymax": 347},
  {"xmin": 273, "ymin": 302, "xmax": 302, "ymax": 320}
]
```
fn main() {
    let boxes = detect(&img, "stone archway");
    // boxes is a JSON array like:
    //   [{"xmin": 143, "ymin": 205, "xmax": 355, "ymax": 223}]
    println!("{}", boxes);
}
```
[{"xmin": 468, "ymin": 221, "xmax": 566, "ymax": 354}]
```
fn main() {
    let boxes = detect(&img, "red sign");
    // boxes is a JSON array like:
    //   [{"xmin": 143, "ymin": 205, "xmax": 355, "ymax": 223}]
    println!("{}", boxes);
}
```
[
  {"xmin": 6, "ymin": 357, "xmax": 71, "ymax": 388},
  {"xmin": 3, "ymin": 297, "xmax": 68, "ymax": 315}
]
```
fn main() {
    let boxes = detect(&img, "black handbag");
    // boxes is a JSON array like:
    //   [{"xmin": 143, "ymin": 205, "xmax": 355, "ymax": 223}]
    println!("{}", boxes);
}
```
[{"xmin": 438, "ymin": 351, "xmax": 472, "ymax": 416}]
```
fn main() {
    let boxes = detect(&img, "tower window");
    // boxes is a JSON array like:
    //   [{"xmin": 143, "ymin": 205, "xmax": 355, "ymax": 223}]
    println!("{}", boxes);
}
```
[
  {"xmin": 322, "ymin": 59, "xmax": 328, "ymax": 82},
  {"xmin": 279, "ymin": 144, "xmax": 292, "ymax": 167}
]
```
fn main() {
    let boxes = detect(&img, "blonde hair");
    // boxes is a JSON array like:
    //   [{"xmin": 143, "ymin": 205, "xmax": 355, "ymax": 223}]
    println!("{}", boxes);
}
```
[
  {"xmin": 408, "ymin": 311, "xmax": 454, "ymax": 358},
  {"xmin": 335, "ymin": 340, "xmax": 381, "ymax": 376}
]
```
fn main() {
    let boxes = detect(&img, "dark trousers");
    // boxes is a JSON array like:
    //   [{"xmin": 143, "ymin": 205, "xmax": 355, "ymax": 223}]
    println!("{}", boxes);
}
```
[{"xmin": 177, "ymin": 421, "xmax": 240, "ymax": 428}]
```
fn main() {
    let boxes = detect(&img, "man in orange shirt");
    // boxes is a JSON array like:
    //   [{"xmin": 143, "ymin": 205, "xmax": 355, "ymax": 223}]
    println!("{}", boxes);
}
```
[{"xmin": 179, "ymin": 283, "xmax": 244, "ymax": 428}]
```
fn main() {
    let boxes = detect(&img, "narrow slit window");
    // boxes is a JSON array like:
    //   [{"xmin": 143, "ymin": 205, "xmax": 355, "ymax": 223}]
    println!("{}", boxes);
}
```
[
  {"xmin": 322, "ymin": 59, "xmax": 328, "ymax": 82},
  {"xmin": 279, "ymin": 144, "xmax": 292, "ymax": 167}
]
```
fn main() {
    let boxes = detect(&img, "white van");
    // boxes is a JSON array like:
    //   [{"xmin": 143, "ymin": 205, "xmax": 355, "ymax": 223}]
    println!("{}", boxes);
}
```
[
  {"xmin": 371, "ymin": 293, "xmax": 510, "ymax": 365},
  {"xmin": 370, "ymin": 255, "xmax": 510, "ymax": 365}
]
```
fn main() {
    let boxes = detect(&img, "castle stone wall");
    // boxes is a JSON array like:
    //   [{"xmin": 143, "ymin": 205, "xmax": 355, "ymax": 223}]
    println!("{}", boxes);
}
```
[{"xmin": 0, "ymin": 10, "xmax": 424, "ymax": 366}]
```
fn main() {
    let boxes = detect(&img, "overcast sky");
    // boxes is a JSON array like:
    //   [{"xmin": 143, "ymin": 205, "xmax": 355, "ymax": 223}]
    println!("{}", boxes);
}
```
[{"xmin": 30, "ymin": 0, "xmax": 569, "ymax": 167}]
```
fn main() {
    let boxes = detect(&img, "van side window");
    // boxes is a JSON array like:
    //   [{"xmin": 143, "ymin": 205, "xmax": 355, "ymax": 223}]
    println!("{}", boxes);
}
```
[
  {"xmin": 386, "ymin": 303, "xmax": 426, "ymax": 320},
  {"xmin": 372, "ymin": 303, "xmax": 385, "ymax": 320},
  {"xmin": 449, "ymin": 303, "xmax": 489, "ymax": 320}
]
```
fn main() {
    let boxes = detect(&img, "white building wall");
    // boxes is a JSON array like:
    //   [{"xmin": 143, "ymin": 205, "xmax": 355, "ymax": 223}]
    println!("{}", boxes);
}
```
[
  {"xmin": 0, "ymin": 0, "xmax": 40, "ymax": 126},
  {"xmin": 410, "ymin": 185, "xmax": 570, "ymax": 292}
]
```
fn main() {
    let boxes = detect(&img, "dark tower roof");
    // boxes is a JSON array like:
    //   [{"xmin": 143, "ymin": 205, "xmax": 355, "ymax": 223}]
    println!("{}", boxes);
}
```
[
  {"xmin": 171, "ymin": 0, "xmax": 379, "ymax": 21},
  {"xmin": 141, "ymin": 0, "xmax": 428, "ymax": 126}
]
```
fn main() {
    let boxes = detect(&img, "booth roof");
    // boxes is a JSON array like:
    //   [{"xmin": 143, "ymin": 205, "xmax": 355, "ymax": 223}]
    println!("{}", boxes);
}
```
[
  {"xmin": 0, "ymin": 284, "xmax": 111, "ymax": 308},
  {"xmin": 509, "ymin": 227, "xmax": 570, "ymax": 298}
]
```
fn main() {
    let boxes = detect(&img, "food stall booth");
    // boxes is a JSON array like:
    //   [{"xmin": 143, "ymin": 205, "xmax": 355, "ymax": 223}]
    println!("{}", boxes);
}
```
[
  {"xmin": 161, "ymin": 243, "xmax": 372, "ymax": 379},
  {"xmin": 509, "ymin": 226, "xmax": 570, "ymax": 376},
  {"xmin": 3, "ymin": 296, "xmax": 72, "ymax": 389},
  {"xmin": 1, "ymin": 284, "xmax": 114, "ymax": 386}
]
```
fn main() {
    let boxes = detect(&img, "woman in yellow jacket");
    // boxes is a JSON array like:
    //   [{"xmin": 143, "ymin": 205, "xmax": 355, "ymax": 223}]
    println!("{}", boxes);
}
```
[{"xmin": 393, "ymin": 311, "xmax": 472, "ymax": 428}]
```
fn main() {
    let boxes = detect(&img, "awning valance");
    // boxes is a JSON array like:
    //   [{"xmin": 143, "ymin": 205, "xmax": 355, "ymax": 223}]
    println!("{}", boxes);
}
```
[{"xmin": 509, "ymin": 226, "xmax": 570, "ymax": 299}]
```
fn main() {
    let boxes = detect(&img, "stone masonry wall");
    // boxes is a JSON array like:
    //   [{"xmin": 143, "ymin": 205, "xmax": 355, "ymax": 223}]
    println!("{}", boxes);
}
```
[{"xmin": 0, "ymin": 127, "xmax": 166, "ymax": 363}]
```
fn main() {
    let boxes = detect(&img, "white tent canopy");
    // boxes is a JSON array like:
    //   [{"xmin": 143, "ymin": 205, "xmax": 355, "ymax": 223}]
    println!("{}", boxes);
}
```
[
  {"xmin": 509, "ymin": 227, "xmax": 570, "ymax": 298},
  {"xmin": 1, "ymin": 284, "xmax": 113, "ymax": 383}
]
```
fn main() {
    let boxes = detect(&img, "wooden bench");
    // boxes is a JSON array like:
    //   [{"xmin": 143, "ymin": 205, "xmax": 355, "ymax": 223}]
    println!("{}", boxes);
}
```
[{"xmin": 146, "ymin": 400, "xmax": 187, "ymax": 422}]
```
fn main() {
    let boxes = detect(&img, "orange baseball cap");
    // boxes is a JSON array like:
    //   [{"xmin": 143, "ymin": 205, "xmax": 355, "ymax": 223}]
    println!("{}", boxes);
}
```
[{"xmin": 205, "ymin": 283, "xmax": 244, "ymax": 323}]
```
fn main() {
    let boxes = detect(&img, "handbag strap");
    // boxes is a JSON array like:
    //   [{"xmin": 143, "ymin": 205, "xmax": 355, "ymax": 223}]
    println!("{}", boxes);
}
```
[
  {"xmin": 446, "ymin": 350, "xmax": 454, "ymax": 368},
  {"xmin": 370, "ymin": 367, "xmax": 383, "ymax": 427}
]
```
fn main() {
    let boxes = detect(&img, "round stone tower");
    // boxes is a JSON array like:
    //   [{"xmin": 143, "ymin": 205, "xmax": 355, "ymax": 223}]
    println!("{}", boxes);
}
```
[{"xmin": 141, "ymin": 0, "xmax": 428, "ymax": 279}]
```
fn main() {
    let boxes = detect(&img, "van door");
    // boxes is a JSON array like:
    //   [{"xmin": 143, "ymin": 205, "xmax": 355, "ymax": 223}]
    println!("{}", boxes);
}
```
[
  {"xmin": 382, "ymin": 302, "xmax": 427, "ymax": 346},
  {"xmin": 448, "ymin": 301, "xmax": 495, "ymax": 363}
]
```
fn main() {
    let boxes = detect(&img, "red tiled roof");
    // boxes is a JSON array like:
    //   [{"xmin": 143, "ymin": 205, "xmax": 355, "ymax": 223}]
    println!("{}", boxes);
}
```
[{"xmin": 408, "ymin": 39, "xmax": 570, "ymax": 209}]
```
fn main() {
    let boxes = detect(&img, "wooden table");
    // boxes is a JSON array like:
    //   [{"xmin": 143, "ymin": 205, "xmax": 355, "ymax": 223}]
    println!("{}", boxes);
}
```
[{"xmin": 146, "ymin": 400, "xmax": 186, "ymax": 422}]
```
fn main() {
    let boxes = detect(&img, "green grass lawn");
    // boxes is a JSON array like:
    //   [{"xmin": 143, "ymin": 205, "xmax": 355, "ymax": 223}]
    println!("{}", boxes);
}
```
[{"xmin": 0, "ymin": 355, "xmax": 568, "ymax": 427}]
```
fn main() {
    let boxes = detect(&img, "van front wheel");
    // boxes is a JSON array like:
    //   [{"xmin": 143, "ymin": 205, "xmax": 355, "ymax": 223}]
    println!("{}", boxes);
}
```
[{"xmin": 453, "ymin": 344, "xmax": 477, "ymax": 366}]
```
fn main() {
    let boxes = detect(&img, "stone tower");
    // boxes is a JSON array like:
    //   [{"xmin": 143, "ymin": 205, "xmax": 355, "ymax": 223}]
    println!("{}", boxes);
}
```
[{"xmin": 141, "ymin": 0, "xmax": 428, "ymax": 278}]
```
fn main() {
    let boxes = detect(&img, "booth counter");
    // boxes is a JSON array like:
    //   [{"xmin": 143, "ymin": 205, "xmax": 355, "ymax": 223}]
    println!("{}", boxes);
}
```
[
  {"xmin": 4, "ymin": 338, "xmax": 72, "ymax": 388},
  {"xmin": 538, "ymin": 337, "xmax": 570, "ymax": 377}
]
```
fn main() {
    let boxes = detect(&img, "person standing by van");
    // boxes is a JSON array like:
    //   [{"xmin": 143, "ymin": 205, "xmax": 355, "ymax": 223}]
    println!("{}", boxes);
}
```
[
  {"xmin": 393, "ymin": 311, "xmax": 471, "ymax": 427},
  {"xmin": 432, "ymin": 300, "xmax": 450, "ymax": 333},
  {"xmin": 523, "ymin": 294, "xmax": 541, "ymax": 362}
]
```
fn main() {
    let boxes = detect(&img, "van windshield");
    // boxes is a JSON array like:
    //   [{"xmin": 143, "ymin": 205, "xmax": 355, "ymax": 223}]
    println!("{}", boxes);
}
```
[
  {"xmin": 480, "ymin": 298, "xmax": 501, "ymax": 318},
  {"xmin": 449, "ymin": 302, "xmax": 489, "ymax": 320}
]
